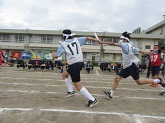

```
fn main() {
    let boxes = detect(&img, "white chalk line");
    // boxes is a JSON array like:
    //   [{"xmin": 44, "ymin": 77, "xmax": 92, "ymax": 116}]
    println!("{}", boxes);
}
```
[
  {"xmin": 96, "ymin": 70, "xmax": 99, "ymax": 75},
  {"xmin": 0, "ymin": 76, "xmax": 149, "ymax": 85},
  {"xmin": 0, "ymin": 72, "xmax": 130, "ymax": 79},
  {"xmin": 0, "ymin": 78, "xmax": 137, "ymax": 85},
  {"xmin": 134, "ymin": 116, "xmax": 144, "ymax": 123},
  {"xmin": 0, "ymin": 76, "xmax": 115, "ymax": 79},
  {"xmin": 0, "ymin": 107, "xmax": 165, "ymax": 120},
  {"xmin": 86, "ymin": 86, "xmax": 164, "ymax": 91},
  {"xmin": 0, "ymin": 82, "xmax": 164, "ymax": 92},
  {"xmin": 0, "ymin": 89, "xmax": 165, "ymax": 101}
]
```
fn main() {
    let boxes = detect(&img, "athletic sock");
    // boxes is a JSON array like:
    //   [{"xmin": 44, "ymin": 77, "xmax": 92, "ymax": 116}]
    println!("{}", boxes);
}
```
[
  {"xmin": 64, "ymin": 78, "xmax": 74, "ymax": 92},
  {"xmin": 80, "ymin": 87, "xmax": 95, "ymax": 101},
  {"xmin": 110, "ymin": 90, "xmax": 114, "ymax": 97},
  {"xmin": 153, "ymin": 79, "xmax": 160, "ymax": 84}
]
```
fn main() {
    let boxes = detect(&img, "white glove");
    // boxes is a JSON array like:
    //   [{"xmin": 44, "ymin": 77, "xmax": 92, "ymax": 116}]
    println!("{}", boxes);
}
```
[{"xmin": 160, "ymin": 64, "xmax": 164, "ymax": 69}]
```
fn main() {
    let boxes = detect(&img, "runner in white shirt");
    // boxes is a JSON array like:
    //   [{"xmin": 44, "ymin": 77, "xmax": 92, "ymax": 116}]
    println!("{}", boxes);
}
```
[
  {"xmin": 98, "ymin": 32, "xmax": 165, "ymax": 99},
  {"xmin": 52, "ymin": 29, "xmax": 99, "ymax": 107}
]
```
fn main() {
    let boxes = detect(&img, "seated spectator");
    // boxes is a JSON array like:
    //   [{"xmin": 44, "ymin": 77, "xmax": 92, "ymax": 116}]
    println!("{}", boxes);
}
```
[
  {"xmin": 8, "ymin": 56, "xmax": 15, "ymax": 67},
  {"xmin": 86, "ymin": 60, "xmax": 91, "ymax": 74}
]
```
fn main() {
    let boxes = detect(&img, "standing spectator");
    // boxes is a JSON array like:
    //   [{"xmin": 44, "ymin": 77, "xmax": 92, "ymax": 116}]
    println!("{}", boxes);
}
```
[
  {"xmin": 0, "ymin": 50, "xmax": 6, "ymax": 68},
  {"xmin": 107, "ymin": 63, "xmax": 111, "ymax": 73},
  {"xmin": 150, "ymin": 46, "xmax": 163, "ymax": 78},
  {"xmin": 139, "ymin": 46, "xmax": 163, "ymax": 87},
  {"xmin": 86, "ymin": 60, "xmax": 91, "ymax": 74},
  {"xmin": 146, "ymin": 53, "xmax": 152, "ymax": 78},
  {"xmin": 8, "ymin": 56, "xmax": 15, "ymax": 67}
]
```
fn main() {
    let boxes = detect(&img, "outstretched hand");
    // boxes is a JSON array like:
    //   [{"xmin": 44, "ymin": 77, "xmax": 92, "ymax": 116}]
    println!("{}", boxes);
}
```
[
  {"xmin": 98, "ymin": 40, "xmax": 105, "ymax": 44},
  {"xmin": 51, "ymin": 52, "xmax": 56, "ymax": 59}
]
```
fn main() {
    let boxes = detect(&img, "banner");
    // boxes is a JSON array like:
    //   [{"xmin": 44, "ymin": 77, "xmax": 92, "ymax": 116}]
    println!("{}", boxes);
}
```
[
  {"xmin": 21, "ymin": 52, "xmax": 31, "ymax": 59},
  {"xmin": 44, "ymin": 52, "xmax": 53, "ymax": 60},
  {"xmin": 12, "ymin": 51, "xmax": 21, "ymax": 59},
  {"xmin": 29, "ymin": 49, "xmax": 41, "ymax": 60},
  {"xmin": 34, "ymin": 52, "xmax": 42, "ymax": 59}
]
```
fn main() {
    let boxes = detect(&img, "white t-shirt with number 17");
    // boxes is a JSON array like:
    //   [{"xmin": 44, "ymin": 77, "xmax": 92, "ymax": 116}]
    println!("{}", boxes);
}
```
[{"xmin": 56, "ymin": 37, "xmax": 86, "ymax": 65}]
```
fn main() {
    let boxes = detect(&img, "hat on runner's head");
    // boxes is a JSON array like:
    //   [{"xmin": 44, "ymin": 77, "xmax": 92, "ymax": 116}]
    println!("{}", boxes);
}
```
[
  {"xmin": 121, "ymin": 31, "xmax": 130, "ymax": 41},
  {"xmin": 62, "ymin": 29, "xmax": 75, "ymax": 40},
  {"xmin": 120, "ymin": 31, "xmax": 133, "ymax": 44}
]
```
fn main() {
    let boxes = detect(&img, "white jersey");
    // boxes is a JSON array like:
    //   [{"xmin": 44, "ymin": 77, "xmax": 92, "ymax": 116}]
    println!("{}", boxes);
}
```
[
  {"xmin": 120, "ymin": 42, "xmax": 140, "ymax": 69},
  {"xmin": 61, "ymin": 38, "xmax": 83, "ymax": 65}
]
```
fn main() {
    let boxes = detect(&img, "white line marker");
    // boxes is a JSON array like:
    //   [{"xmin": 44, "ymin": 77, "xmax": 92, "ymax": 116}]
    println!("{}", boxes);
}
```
[
  {"xmin": 0, "ymin": 82, "xmax": 164, "ymax": 92},
  {"xmin": 0, "ymin": 82, "xmax": 65, "ymax": 87},
  {"xmin": 85, "ymin": 86, "xmax": 164, "ymax": 92},
  {"xmin": 0, "ymin": 108, "xmax": 165, "ymax": 120},
  {"xmin": 0, "ymin": 89, "xmax": 165, "ymax": 101},
  {"xmin": 134, "ymin": 116, "xmax": 144, "ymax": 123},
  {"xmin": 0, "ymin": 89, "xmax": 62, "ymax": 94},
  {"xmin": 96, "ymin": 70, "xmax": 99, "ymax": 75}
]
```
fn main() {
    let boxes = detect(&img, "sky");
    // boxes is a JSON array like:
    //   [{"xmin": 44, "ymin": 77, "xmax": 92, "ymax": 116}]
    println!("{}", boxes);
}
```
[{"xmin": 0, "ymin": 0, "xmax": 164, "ymax": 33}]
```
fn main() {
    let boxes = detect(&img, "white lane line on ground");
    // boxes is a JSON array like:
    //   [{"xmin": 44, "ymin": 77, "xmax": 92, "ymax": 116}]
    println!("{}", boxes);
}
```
[
  {"xmin": 0, "ymin": 77, "xmax": 11, "ymax": 79},
  {"xmin": 59, "ymin": 80, "xmax": 137, "ymax": 84},
  {"xmin": 0, "ymin": 77, "xmax": 142, "ymax": 84},
  {"xmin": 0, "ymin": 107, "xmax": 165, "ymax": 120},
  {"xmin": 0, "ymin": 82, "xmax": 164, "ymax": 92},
  {"xmin": 133, "ymin": 114, "xmax": 165, "ymax": 119},
  {"xmin": 96, "ymin": 70, "xmax": 99, "ymax": 75},
  {"xmin": 92, "ymin": 93, "xmax": 165, "ymax": 101},
  {"xmin": 0, "ymin": 89, "xmax": 62, "ymax": 94},
  {"xmin": 1, "ymin": 78, "xmax": 138, "ymax": 85},
  {"xmin": 0, "ymin": 74, "xmax": 56, "ymax": 77},
  {"xmin": 0, "ymin": 79, "xmax": 135, "ymax": 86},
  {"xmin": 86, "ymin": 86, "xmax": 165, "ymax": 91},
  {"xmin": 134, "ymin": 116, "xmax": 144, "ymax": 123},
  {"xmin": 0, "ymin": 89, "xmax": 165, "ymax": 101},
  {"xmin": 0, "ymin": 77, "xmax": 53, "ymax": 81},
  {"xmin": 0, "ymin": 76, "xmax": 148, "ymax": 85},
  {"xmin": 0, "ymin": 76, "xmax": 104, "ymax": 80},
  {"xmin": 0, "ymin": 76, "xmax": 133, "ymax": 81},
  {"xmin": 0, "ymin": 82, "xmax": 65, "ymax": 87}
]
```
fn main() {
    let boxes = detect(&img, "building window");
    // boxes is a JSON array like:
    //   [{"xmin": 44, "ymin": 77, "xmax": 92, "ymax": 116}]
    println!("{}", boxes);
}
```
[
  {"xmin": 47, "ymin": 36, "xmax": 53, "ymax": 44},
  {"xmin": 0, "ymin": 34, "xmax": 10, "ymax": 42},
  {"xmin": 41, "ymin": 35, "xmax": 53, "ymax": 44},
  {"xmin": 145, "ymin": 45, "xmax": 151, "ymax": 49},
  {"xmin": 54, "ymin": 36, "xmax": 62, "ymax": 44},
  {"xmin": 15, "ymin": 35, "xmax": 24, "ymax": 43},
  {"xmin": 41, "ymin": 36, "xmax": 47, "ymax": 44},
  {"xmin": 113, "ymin": 38, "xmax": 119, "ymax": 43},
  {"xmin": 104, "ymin": 37, "xmax": 113, "ymax": 42}
]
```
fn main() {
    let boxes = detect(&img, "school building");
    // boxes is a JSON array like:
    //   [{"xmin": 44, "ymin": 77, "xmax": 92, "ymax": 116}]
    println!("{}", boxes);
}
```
[{"xmin": 0, "ymin": 19, "xmax": 165, "ymax": 65}]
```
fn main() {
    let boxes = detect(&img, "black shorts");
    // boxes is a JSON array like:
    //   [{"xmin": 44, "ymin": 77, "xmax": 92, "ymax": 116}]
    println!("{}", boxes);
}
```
[
  {"xmin": 118, "ymin": 63, "xmax": 139, "ymax": 80},
  {"xmin": 67, "ymin": 62, "xmax": 84, "ymax": 82},
  {"xmin": 151, "ymin": 66, "xmax": 160, "ymax": 76}
]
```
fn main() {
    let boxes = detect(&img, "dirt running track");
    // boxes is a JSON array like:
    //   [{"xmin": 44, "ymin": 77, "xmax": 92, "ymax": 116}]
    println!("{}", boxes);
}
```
[{"xmin": 0, "ymin": 66, "xmax": 165, "ymax": 123}]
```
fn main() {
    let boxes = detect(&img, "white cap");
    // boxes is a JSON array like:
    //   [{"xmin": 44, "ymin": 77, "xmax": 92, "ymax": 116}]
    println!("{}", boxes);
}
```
[
  {"xmin": 63, "ymin": 33, "xmax": 75, "ymax": 40},
  {"xmin": 120, "ymin": 36, "xmax": 133, "ymax": 44}
]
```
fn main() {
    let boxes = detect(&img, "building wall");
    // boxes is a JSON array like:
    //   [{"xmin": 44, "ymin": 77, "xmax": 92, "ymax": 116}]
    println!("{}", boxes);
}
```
[
  {"xmin": 149, "ymin": 28, "xmax": 162, "ymax": 34},
  {"xmin": 0, "ymin": 28, "xmax": 164, "ymax": 64}
]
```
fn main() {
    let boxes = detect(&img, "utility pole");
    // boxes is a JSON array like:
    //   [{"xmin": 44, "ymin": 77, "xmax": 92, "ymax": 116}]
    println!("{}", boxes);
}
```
[{"xmin": 25, "ymin": 28, "xmax": 30, "ymax": 52}]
